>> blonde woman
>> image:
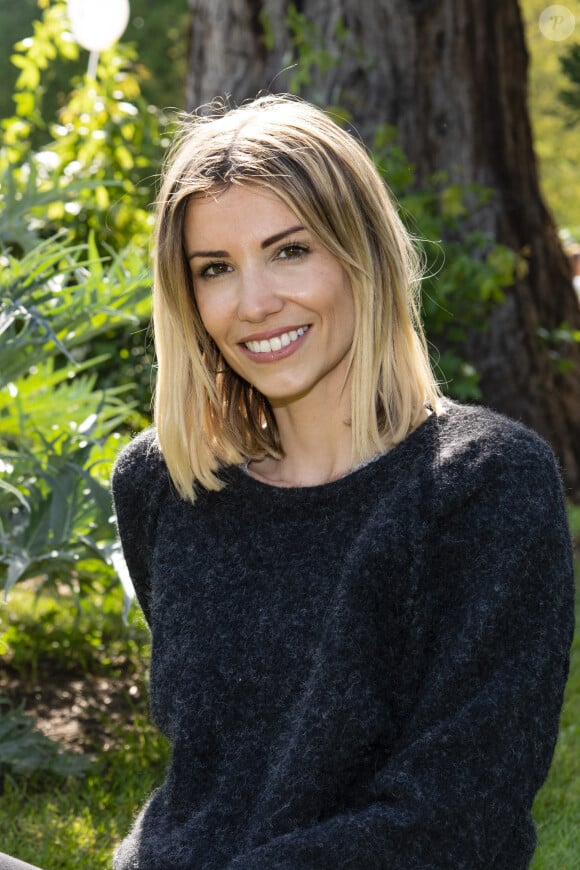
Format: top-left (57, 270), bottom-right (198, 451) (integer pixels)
top-left (112, 95), bottom-right (573, 869)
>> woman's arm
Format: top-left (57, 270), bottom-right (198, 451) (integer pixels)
top-left (111, 429), bottom-right (166, 627)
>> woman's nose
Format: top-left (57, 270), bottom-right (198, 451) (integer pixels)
top-left (236, 268), bottom-right (284, 322)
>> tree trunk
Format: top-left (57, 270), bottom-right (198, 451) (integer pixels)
top-left (186, 0), bottom-right (580, 497)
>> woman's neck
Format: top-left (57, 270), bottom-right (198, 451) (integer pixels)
top-left (249, 389), bottom-right (354, 487)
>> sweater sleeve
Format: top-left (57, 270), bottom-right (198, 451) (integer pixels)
top-left (228, 426), bottom-right (575, 869)
top-left (111, 429), bottom-right (168, 627)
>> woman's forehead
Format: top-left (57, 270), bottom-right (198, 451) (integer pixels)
top-left (183, 185), bottom-right (305, 251)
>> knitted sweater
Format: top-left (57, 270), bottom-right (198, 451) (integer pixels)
top-left (111, 401), bottom-right (574, 870)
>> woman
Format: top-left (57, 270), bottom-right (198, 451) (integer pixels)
top-left (111, 95), bottom-right (574, 869)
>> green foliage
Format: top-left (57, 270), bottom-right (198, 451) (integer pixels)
top-left (520, 0), bottom-right (580, 238)
top-left (537, 322), bottom-right (580, 374)
top-left (560, 43), bottom-right (580, 116)
top-left (0, 3), bottom-right (160, 606)
top-left (0, 0), bottom-right (161, 417)
top-left (0, 234), bottom-right (150, 601)
top-left (6, 0), bottom-right (81, 136)
top-left (0, 235), bottom-right (147, 392)
top-left (283, 3), bottom-right (345, 97)
top-left (0, 156), bottom-right (103, 255)
top-left (0, 0), bottom-right (168, 253)
top-left (567, 502), bottom-right (580, 541)
top-left (1, 582), bottom-right (149, 683)
top-left (267, 4), bottom-right (365, 119)
top-left (372, 124), bottom-right (520, 398)
top-left (0, 0), bottom-right (188, 122)
top-left (0, 698), bottom-right (92, 787)
top-left (1, 436), bottom-right (114, 595)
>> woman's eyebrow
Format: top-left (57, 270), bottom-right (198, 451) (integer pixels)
top-left (188, 248), bottom-right (228, 261)
top-left (261, 225), bottom-right (305, 249)
top-left (187, 225), bottom-right (305, 262)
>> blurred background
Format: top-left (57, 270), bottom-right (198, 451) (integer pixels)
top-left (0, 2), bottom-right (579, 866)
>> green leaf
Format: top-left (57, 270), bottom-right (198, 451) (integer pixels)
top-left (0, 478), bottom-right (29, 510)
top-left (0, 699), bottom-right (93, 781)
top-left (4, 554), bottom-right (30, 598)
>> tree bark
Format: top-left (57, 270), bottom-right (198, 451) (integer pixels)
top-left (186, 0), bottom-right (580, 497)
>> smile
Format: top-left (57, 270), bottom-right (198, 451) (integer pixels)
top-left (244, 326), bottom-right (310, 354)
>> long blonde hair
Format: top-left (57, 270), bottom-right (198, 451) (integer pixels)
top-left (153, 94), bottom-right (440, 501)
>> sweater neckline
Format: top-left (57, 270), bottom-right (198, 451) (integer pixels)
top-left (230, 406), bottom-right (441, 496)
top-left (240, 448), bottom-right (386, 488)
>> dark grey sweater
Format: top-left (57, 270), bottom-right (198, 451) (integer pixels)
top-left (111, 401), bottom-right (574, 869)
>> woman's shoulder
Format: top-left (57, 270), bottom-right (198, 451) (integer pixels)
top-left (430, 399), bottom-right (567, 523)
top-left (432, 402), bottom-right (567, 530)
top-left (434, 399), bottom-right (558, 470)
top-left (111, 427), bottom-right (169, 497)
top-left (114, 426), bottom-right (161, 466)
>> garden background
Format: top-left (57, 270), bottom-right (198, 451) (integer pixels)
top-left (0, 1), bottom-right (579, 867)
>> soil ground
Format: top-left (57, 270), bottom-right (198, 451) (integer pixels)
top-left (0, 660), bottom-right (148, 754)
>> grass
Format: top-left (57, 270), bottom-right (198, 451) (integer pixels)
top-left (531, 503), bottom-right (580, 869)
top-left (0, 723), bottom-right (168, 869)
top-left (0, 583), bottom-right (169, 869)
top-left (0, 508), bottom-right (578, 869)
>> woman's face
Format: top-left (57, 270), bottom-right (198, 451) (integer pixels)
top-left (184, 184), bottom-right (355, 408)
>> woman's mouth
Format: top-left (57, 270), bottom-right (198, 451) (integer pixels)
top-left (243, 325), bottom-right (310, 354)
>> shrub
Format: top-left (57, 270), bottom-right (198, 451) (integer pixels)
top-left (0, 697), bottom-right (92, 792)
top-left (0, 234), bottom-right (150, 609)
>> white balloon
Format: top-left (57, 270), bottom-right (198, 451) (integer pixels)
top-left (67, 0), bottom-right (130, 52)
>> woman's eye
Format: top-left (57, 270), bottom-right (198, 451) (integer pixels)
top-left (277, 243), bottom-right (309, 260)
top-left (200, 262), bottom-right (231, 279)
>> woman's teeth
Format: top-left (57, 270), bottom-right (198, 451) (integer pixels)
top-left (244, 326), bottom-right (309, 354)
